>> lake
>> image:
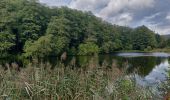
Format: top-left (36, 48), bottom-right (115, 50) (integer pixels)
top-left (0, 52), bottom-right (170, 96)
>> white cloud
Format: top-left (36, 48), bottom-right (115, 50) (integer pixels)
top-left (109, 13), bottom-right (133, 26)
top-left (98, 0), bottom-right (155, 19)
top-left (144, 13), bottom-right (161, 20)
top-left (39, 0), bottom-right (70, 6)
top-left (134, 13), bottom-right (167, 35)
top-left (135, 13), bottom-right (161, 27)
top-left (96, 0), bottom-right (155, 26)
top-left (69, 0), bottom-right (109, 12)
top-left (166, 13), bottom-right (170, 20)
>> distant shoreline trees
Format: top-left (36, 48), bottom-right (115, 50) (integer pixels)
top-left (0, 0), bottom-right (167, 58)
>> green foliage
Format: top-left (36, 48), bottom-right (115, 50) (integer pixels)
top-left (24, 34), bottom-right (52, 58)
top-left (50, 36), bottom-right (69, 55)
top-left (46, 16), bottom-right (70, 36)
top-left (144, 46), bottom-right (152, 51)
top-left (119, 79), bottom-right (133, 92)
top-left (155, 34), bottom-right (166, 48)
top-left (78, 42), bottom-right (99, 55)
top-left (132, 26), bottom-right (157, 50)
top-left (119, 27), bottom-right (133, 50)
top-left (17, 0), bottom-right (49, 42)
top-left (0, 0), bottom-right (167, 57)
top-left (46, 16), bottom-right (70, 55)
top-left (101, 41), bottom-right (115, 53)
top-left (166, 38), bottom-right (170, 47)
top-left (0, 31), bottom-right (15, 54)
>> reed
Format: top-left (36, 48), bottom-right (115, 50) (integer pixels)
top-left (0, 59), bottom-right (152, 100)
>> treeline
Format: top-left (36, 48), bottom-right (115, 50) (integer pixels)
top-left (0, 0), bottom-right (167, 58)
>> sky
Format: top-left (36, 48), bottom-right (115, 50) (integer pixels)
top-left (39, 0), bottom-right (170, 35)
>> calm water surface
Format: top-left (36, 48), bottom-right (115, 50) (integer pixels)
top-left (1, 52), bottom-right (170, 88)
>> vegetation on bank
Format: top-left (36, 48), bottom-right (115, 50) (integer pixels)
top-left (0, 58), bottom-right (153, 100)
top-left (1, 0), bottom-right (170, 58)
top-left (116, 48), bottom-right (170, 53)
top-left (149, 48), bottom-right (170, 53)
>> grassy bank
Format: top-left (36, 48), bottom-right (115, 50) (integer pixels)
top-left (149, 48), bottom-right (170, 53)
top-left (114, 48), bottom-right (170, 53)
top-left (0, 59), bottom-right (153, 100)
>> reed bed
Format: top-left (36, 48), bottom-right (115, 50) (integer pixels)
top-left (0, 58), bottom-right (152, 100)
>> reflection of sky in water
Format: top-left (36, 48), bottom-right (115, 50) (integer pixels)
top-left (132, 59), bottom-right (170, 87)
top-left (117, 52), bottom-right (170, 57)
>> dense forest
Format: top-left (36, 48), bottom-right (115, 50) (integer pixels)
top-left (0, 0), bottom-right (168, 58)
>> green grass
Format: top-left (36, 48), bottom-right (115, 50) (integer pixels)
top-left (114, 50), bottom-right (148, 53)
top-left (0, 59), bottom-right (153, 100)
top-left (114, 48), bottom-right (170, 53)
top-left (149, 48), bottom-right (170, 52)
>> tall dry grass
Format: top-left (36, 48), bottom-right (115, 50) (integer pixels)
top-left (0, 58), bottom-right (152, 100)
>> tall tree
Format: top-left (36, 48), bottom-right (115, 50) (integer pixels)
top-left (132, 26), bottom-right (157, 50)
top-left (46, 16), bottom-right (70, 55)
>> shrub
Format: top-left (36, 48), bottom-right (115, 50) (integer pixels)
top-left (78, 42), bottom-right (99, 55)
